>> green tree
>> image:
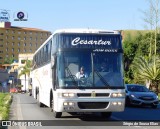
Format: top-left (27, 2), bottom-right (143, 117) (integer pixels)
top-left (18, 60), bottom-right (32, 92)
top-left (131, 56), bottom-right (160, 94)
top-left (4, 57), bottom-right (15, 64)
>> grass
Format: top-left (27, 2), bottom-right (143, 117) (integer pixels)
top-left (0, 93), bottom-right (12, 120)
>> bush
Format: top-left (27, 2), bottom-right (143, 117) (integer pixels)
top-left (0, 93), bottom-right (12, 120)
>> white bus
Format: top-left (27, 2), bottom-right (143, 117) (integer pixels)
top-left (30, 29), bottom-right (125, 118)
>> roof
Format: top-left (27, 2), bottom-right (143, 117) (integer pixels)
top-left (0, 26), bottom-right (51, 32)
top-left (53, 28), bottom-right (121, 35)
top-left (2, 64), bottom-right (11, 67)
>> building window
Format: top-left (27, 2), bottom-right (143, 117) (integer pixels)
top-left (6, 48), bottom-right (8, 52)
top-left (24, 31), bottom-right (27, 34)
top-left (18, 48), bottom-right (20, 52)
top-left (29, 49), bottom-right (32, 52)
top-left (24, 49), bottom-right (26, 52)
top-left (30, 37), bottom-right (32, 40)
top-left (12, 36), bottom-right (15, 39)
top-left (30, 32), bottom-right (32, 35)
top-left (12, 54), bottom-right (14, 57)
top-left (0, 51), bottom-right (3, 53)
top-left (21, 60), bottom-right (26, 64)
top-left (6, 54), bottom-right (8, 57)
top-left (24, 43), bottom-right (26, 46)
top-left (18, 42), bottom-right (20, 46)
top-left (12, 31), bottom-right (15, 34)
top-left (18, 31), bottom-right (21, 34)
top-left (0, 45), bottom-right (3, 47)
top-left (12, 42), bottom-right (14, 46)
top-left (24, 37), bottom-right (26, 40)
top-left (12, 48), bottom-right (14, 52)
top-left (6, 30), bottom-right (9, 33)
top-left (0, 39), bottom-right (3, 41)
top-left (6, 42), bottom-right (9, 46)
top-left (18, 37), bottom-right (21, 40)
top-left (30, 43), bottom-right (32, 46)
top-left (6, 36), bottom-right (8, 39)
top-left (0, 57), bottom-right (3, 59)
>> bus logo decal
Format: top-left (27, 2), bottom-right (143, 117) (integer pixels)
top-left (91, 91), bottom-right (96, 97)
top-left (71, 37), bottom-right (111, 46)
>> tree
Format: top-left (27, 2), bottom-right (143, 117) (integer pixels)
top-left (4, 57), bottom-right (15, 64)
top-left (131, 56), bottom-right (160, 94)
top-left (18, 60), bottom-right (32, 92)
top-left (141, 0), bottom-right (160, 58)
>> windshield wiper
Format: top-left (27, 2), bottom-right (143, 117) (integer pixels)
top-left (65, 67), bottom-right (78, 87)
top-left (94, 69), bottom-right (110, 88)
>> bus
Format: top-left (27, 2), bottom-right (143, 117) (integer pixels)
top-left (30, 29), bottom-right (125, 118)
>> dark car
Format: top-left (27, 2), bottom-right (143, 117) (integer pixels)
top-left (125, 84), bottom-right (159, 108)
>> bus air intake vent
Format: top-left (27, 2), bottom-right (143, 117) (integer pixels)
top-left (78, 102), bottom-right (109, 109)
top-left (77, 93), bottom-right (109, 97)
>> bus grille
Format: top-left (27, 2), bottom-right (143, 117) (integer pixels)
top-left (77, 93), bottom-right (109, 97)
top-left (78, 102), bottom-right (109, 109)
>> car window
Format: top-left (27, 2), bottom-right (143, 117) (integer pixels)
top-left (127, 85), bottom-right (149, 92)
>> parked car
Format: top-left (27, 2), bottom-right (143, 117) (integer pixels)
top-left (10, 88), bottom-right (18, 93)
top-left (125, 84), bottom-right (159, 108)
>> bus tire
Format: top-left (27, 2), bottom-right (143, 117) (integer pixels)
top-left (54, 111), bottom-right (62, 118)
top-left (126, 97), bottom-right (131, 106)
top-left (101, 112), bottom-right (112, 118)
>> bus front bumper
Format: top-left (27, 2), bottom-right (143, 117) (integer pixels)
top-left (54, 98), bottom-right (125, 112)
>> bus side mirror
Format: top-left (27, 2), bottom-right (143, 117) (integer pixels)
top-left (51, 54), bottom-right (56, 69)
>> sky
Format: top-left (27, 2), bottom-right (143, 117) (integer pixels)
top-left (0, 0), bottom-right (149, 33)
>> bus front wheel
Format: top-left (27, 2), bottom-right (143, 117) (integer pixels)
top-left (54, 111), bottom-right (62, 118)
top-left (101, 112), bottom-right (112, 118)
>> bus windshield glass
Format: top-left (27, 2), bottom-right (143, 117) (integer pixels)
top-left (58, 51), bottom-right (123, 89)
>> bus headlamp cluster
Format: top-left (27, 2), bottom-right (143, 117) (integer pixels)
top-left (111, 93), bottom-right (125, 98)
top-left (63, 102), bottom-right (75, 110)
top-left (63, 102), bottom-right (75, 106)
top-left (112, 102), bottom-right (122, 106)
top-left (62, 93), bottom-right (75, 97)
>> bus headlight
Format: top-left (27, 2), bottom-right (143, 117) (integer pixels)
top-left (111, 93), bottom-right (125, 98)
top-left (63, 102), bottom-right (75, 106)
top-left (62, 93), bottom-right (75, 97)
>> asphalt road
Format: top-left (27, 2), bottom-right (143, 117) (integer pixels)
top-left (6, 94), bottom-right (160, 129)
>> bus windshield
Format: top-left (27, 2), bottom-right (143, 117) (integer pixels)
top-left (58, 51), bottom-right (124, 89)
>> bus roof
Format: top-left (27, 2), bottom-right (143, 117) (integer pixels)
top-left (53, 29), bottom-right (121, 35)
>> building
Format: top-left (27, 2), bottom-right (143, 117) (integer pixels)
top-left (0, 21), bottom-right (51, 64)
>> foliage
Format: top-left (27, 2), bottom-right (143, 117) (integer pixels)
top-left (131, 56), bottom-right (160, 94)
top-left (4, 57), bottom-right (15, 64)
top-left (18, 60), bottom-right (32, 77)
top-left (123, 30), bottom-right (160, 85)
top-left (0, 93), bottom-right (12, 120)
top-left (18, 60), bottom-right (32, 92)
